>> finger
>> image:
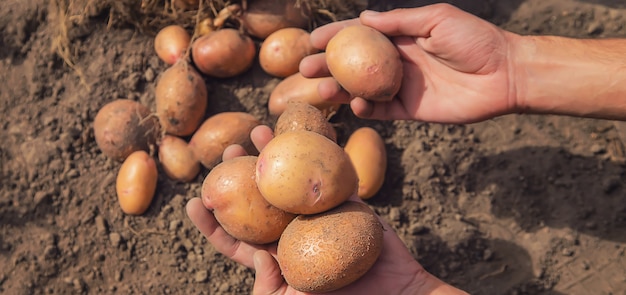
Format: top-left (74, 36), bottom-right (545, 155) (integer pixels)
top-left (250, 125), bottom-right (273, 152)
top-left (318, 78), bottom-right (351, 103)
top-left (186, 197), bottom-right (260, 268)
top-left (310, 18), bottom-right (361, 49)
top-left (223, 144), bottom-right (248, 161)
top-left (252, 250), bottom-right (285, 295)
top-left (299, 53), bottom-right (330, 78)
top-left (359, 4), bottom-right (464, 37)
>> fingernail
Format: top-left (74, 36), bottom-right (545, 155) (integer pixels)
top-left (361, 10), bottom-right (380, 17)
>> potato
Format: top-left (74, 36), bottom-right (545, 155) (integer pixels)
top-left (277, 201), bottom-right (384, 293)
top-left (191, 28), bottom-right (256, 78)
top-left (154, 25), bottom-right (190, 65)
top-left (93, 99), bottom-right (159, 162)
top-left (240, 0), bottom-right (310, 40)
top-left (158, 135), bottom-right (200, 183)
top-left (269, 72), bottom-right (340, 117)
top-left (172, 0), bottom-right (199, 10)
top-left (116, 150), bottom-right (158, 215)
top-left (202, 156), bottom-right (296, 244)
top-left (344, 127), bottom-right (387, 199)
top-left (274, 101), bottom-right (336, 142)
top-left (255, 130), bottom-right (358, 215)
top-left (155, 62), bottom-right (208, 136)
top-left (259, 28), bottom-right (319, 78)
top-left (189, 112), bottom-right (260, 169)
top-left (325, 25), bottom-right (403, 102)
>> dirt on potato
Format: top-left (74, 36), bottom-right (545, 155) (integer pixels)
top-left (2, 0), bottom-right (626, 294)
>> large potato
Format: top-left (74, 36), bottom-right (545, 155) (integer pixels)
top-left (268, 73), bottom-right (340, 117)
top-left (191, 28), bottom-right (256, 78)
top-left (344, 127), bottom-right (387, 199)
top-left (155, 62), bottom-right (207, 136)
top-left (255, 130), bottom-right (358, 215)
top-left (93, 99), bottom-right (159, 161)
top-left (189, 112), bottom-right (260, 169)
top-left (274, 101), bottom-right (336, 142)
top-left (202, 156), bottom-right (296, 244)
top-left (240, 0), bottom-right (310, 40)
top-left (325, 25), bottom-right (403, 102)
top-left (277, 201), bottom-right (384, 292)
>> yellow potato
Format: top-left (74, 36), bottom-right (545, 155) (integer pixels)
top-left (259, 28), bottom-right (319, 78)
top-left (116, 150), bottom-right (158, 215)
top-left (344, 127), bottom-right (387, 199)
top-left (255, 130), bottom-right (358, 214)
top-left (158, 135), bottom-right (200, 183)
top-left (274, 101), bottom-right (336, 142)
top-left (268, 72), bottom-right (340, 117)
top-left (202, 156), bottom-right (296, 244)
top-left (277, 201), bottom-right (384, 292)
top-left (326, 25), bottom-right (403, 102)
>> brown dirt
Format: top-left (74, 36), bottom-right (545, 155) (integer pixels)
top-left (2, 0), bottom-right (626, 294)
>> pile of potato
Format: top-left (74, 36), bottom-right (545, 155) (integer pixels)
top-left (93, 0), bottom-right (404, 291)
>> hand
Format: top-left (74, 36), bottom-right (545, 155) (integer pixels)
top-left (300, 4), bottom-right (520, 124)
top-left (186, 125), bottom-right (468, 294)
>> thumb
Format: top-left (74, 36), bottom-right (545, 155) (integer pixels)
top-left (359, 4), bottom-right (464, 37)
top-left (252, 250), bottom-right (285, 295)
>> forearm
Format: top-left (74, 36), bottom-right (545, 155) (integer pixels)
top-left (511, 34), bottom-right (626, 120)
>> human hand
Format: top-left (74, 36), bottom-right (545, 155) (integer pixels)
top-left (186, 125), bottom-right (468, 294)
top-left (300, 4), bottom-right (521, 124)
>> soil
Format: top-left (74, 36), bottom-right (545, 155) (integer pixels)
top-left (2, 0), bottom-right (626, 294)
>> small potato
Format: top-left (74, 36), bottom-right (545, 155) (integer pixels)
top-left (154, 25), bottom-right (191, 65)
top-left (255, 130), bottom-right (358, 215)
top-left (158, 135), bottom-right (200, 182)
top-left (191, 28), bottom-right (256, 78)
top-left (274, 101), bottom-right (336, 142)
top-left (240, 0), bottom-right (310, 39)
top-left (326, 25), bottom-right (403, 102)
top-left (269, 73), bottom-right (340, 117)
top-left (259, 28), bottom-right (319, 78)
top-left (202, 156), bottom-right (296, 244)
top-left (277, 201), bottom-right (384, 293)
top-left (344, 127), bottom-right (387, 199)
top-left (172, 0), bottom-right (199, 10)
top-left (94, 99), bottom-right (159, 162)
top-left (155, 62), bottom-right (208, 136)
top-left (116, 150), bottom-right (158, 215)
top-left (189, 112), bottom-right (260, 169)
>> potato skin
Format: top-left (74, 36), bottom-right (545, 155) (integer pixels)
top-left (268, 73), bottom-right (340, 117)
top-left (189, 112), bottom-right (260, 169)
top-left (255, 130), bottom-right (358, 215)
top-left (277, 201), bottom-right (384, 293)
top-left (240, 0), bottom-right (310, 39)
top-left (93, 99), bottom-right (159, 162)
top-left (344, 127), bottom-right (387, 199)
top-left (325, 25), bottom-right (403, 102)
top-left (154, 25), bottom-right (190, 65)
top-left (259, 28), bottom-right (318, 78)
top-left (202, 156), bottom-right (296, 244)
top-left (155, 62), bottom-right (207, 136)
top-left (158, 135), bottom-right (200, 183)
top-left (191, 28), bottom-right (256, 78)
top-left (116, 150), bottom-right (158, 215)
top-left (274, 101), bottom-right (336, 142)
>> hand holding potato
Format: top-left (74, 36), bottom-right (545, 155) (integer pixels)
top-left (300, 4), bottom-right (518, 124)
top-left (186, 125), bottom-right (468, 295)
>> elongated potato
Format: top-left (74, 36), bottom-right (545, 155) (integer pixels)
top-left (255, 130), bottom-right (358, 214)
top-left (158, 135), bottom-right (200, 183)
top-left (202, 156), bottom-right (296, 244)
top-left (94, 99), bottom-right (159, 161)
top-left (269, 73), bottom-right (340, 117)
top-left (116, 150), bottom-right (158, 215)
top-left (344, 127), bottom-right (387, 199)
top-left (189, 112), bottom-right (260, 169)
top-left (155, 62), bottom-right (207, 136)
